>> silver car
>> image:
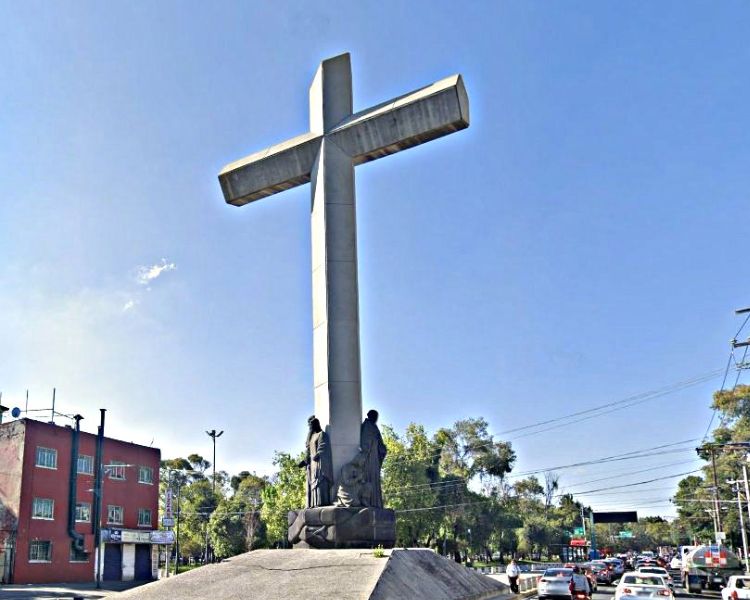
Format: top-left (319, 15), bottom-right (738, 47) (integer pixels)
top-left (538, 568), bottom-right (575, 600)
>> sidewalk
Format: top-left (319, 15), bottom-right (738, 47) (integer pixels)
top-left (0, 581), bottom-right (145, 599)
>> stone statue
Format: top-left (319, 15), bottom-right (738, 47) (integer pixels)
top-left (335, 452), bottom-right (373, 508)
top-left (299, 415), bottom-right (316, 508)
top-left (360, 409), bottom-right (387, 508)
top-left (298, 417), bottom-right (333, 507)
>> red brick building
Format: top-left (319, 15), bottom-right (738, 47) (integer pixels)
top-left (0, 418), bottom-right (161, 584)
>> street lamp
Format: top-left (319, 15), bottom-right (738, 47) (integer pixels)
top-left (204, 430), bottom-right (223, 564)
top-left (205, 429), bottom-right (224, 494)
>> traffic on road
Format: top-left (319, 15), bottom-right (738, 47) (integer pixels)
top-left (530, 549), bottom-right (733, 600)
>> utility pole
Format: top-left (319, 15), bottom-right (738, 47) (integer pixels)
top-left (711, 447), bottom-right (723, 535)
top-left (728, 479), bottom-right (749, 573)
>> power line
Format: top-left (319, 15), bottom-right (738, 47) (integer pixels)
top-left (501, 370), bottom-right (722, 440)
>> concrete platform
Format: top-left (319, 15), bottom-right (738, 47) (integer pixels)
top-left (113, 548), bottom-right (511, 600)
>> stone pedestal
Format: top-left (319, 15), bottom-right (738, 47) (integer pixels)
top-left (288, 506), bottom-right (396, 549)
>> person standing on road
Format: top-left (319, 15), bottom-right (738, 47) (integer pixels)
top-left (506, 559), bottom-right (521, 594)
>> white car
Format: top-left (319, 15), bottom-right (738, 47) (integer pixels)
top-left (538, 567), bottom-right (575, 600)
top-left (721, 576), bottom-right (750, 600)
top-left (614, 572), bottom-right (674, 600)
top-left (638, 566), bottom-right (673, 588)
top-left (669, 556), bottom-right (681, 569)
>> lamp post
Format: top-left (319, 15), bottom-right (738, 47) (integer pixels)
top-left (204, 430), bottom-right (223, 564)
top-left (205, 429), bottom-right (224, 494)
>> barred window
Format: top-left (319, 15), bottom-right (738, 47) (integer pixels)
top-left (70, 541), bottom-right (89, 562)
top-left (77, 454), bottom-right (94, 475)
top-left (108, 461), bottom-right (126, 480)
top-left (75, 502), bottom-right (91, 522)
top-left (29, 540), bottom-right (52, 562)
top-left (107, 505), bottom-right (123, 525)
top-left (138, 508), bottom-right (152, 527)
top-left (35, 447), bottom-right (57, 469)
top-left (32, 498), bottom-right (54, 520)
top-left (138, 466), bottom-right (153, 484)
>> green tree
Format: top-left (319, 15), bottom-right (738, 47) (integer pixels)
top-left (209, 473), bottom-right (268, 557)
top-left (260, 452), bottom-right (305, 546)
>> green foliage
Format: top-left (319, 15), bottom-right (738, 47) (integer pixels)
top-left (260, 451), bottom-right (306, 545)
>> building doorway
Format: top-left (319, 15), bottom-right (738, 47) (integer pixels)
top-left (103, 544), bottom-right (122, 581)
top-left (134, 544), bottom-right (152, 580)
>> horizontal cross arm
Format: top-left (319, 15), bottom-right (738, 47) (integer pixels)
top-left (219, 132), bottom-right (322, 206)
top-left (328, 74), bottom-right (469, 165)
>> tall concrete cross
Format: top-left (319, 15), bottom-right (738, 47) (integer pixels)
top-left (219, 52), bottom-right (469, 486)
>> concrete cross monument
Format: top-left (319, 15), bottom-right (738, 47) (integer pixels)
top-left (218, 53), bottom-right (469, 547)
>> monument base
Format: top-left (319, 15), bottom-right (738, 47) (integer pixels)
top-left (287, 506), bottom-right (396, 549)
top-left (114, 548), bottom-right (511, 600)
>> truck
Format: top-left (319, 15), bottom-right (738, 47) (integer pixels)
top-left (682, 545), bottom-right (743, 593)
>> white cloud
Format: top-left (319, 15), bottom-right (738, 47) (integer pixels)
top-left (122, 299), bottom-right (137, 311)
top-left (136, 259), bottom-right (176, 286)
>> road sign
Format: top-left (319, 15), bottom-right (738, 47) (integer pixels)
top-left (573, 527), bottom-right (585, 536)
top-left (162, 517), bottom-right (175, 527)
top-left (618, 531), bottom-right (634, 538)
top-left (164, 489), bottom-right (173, 519)
top-left (594, 511), bottom-right (638, 524)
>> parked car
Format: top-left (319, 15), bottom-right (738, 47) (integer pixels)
top-left (538, 568), bottom-right (575, 600)
top-left (614, 572), bottom-right (674, 600)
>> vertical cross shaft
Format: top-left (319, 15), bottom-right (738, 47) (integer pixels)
top-left (309, 55), bottom-right (362, 485)
top-left (218, 52), bottom-right (469, 495)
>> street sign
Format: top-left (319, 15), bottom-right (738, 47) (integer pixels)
top-left (619, 531), bottom-right (634, 538)
top-left (594, 511), bottom-right (638, 524)
top-left (573, 527), bottom-right (585, 536)
top-left (164, 489), bottom-right (173, 519)
top-left (162, 517), bottom-right (175, 527)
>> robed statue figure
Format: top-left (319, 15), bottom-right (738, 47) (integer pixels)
top-left (360, 409), bottom-right (387, 508)
top-left (298, 417), bottom-right (333, 507)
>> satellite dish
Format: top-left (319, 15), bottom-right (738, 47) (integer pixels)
top-left (11, 407), bottom-right (21, 418)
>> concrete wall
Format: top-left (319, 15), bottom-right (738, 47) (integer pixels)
top-left (122, 544), bottom-right (135, 581)
top-left (0, 421), bottom-right (24, 534)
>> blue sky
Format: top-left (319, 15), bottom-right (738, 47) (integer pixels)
top-left (1, 1), bottom-right (748, 515)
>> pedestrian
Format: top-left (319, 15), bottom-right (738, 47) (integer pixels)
top-left (506, 558), bottom-right (521, 594)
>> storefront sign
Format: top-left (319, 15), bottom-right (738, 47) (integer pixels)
top-left (101, 528), bottom-right (154, 544)
top-left (150, 530), bottom-right (175, 544)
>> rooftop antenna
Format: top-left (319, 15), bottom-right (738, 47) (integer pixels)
top-left (51, 388), bottom-right (56, 424)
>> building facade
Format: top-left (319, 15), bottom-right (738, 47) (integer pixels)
top-left (0, 418), bottom-right (161, 584)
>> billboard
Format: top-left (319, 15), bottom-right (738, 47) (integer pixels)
top-left (593, 511), bottom-right (638, 524)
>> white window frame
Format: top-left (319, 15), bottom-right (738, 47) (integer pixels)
top-left (108, 461), bottom-right (126, 480)
top-left (29, 540), bottom-right (52, 562)
top-left (77, 454), bottom-right (94, 475)
top-left (138, 466), bottom-right (153, 484)
top-left (137, 508), bottom-right (152, 527)
top-left (107, 505), bottom-right (124, 525)
top-left (35, 446), bottom-right (57, 469)
top-left (75, 502), bottom-right (91, 523)
top-left (32, 498), bottom-right (54, 520)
